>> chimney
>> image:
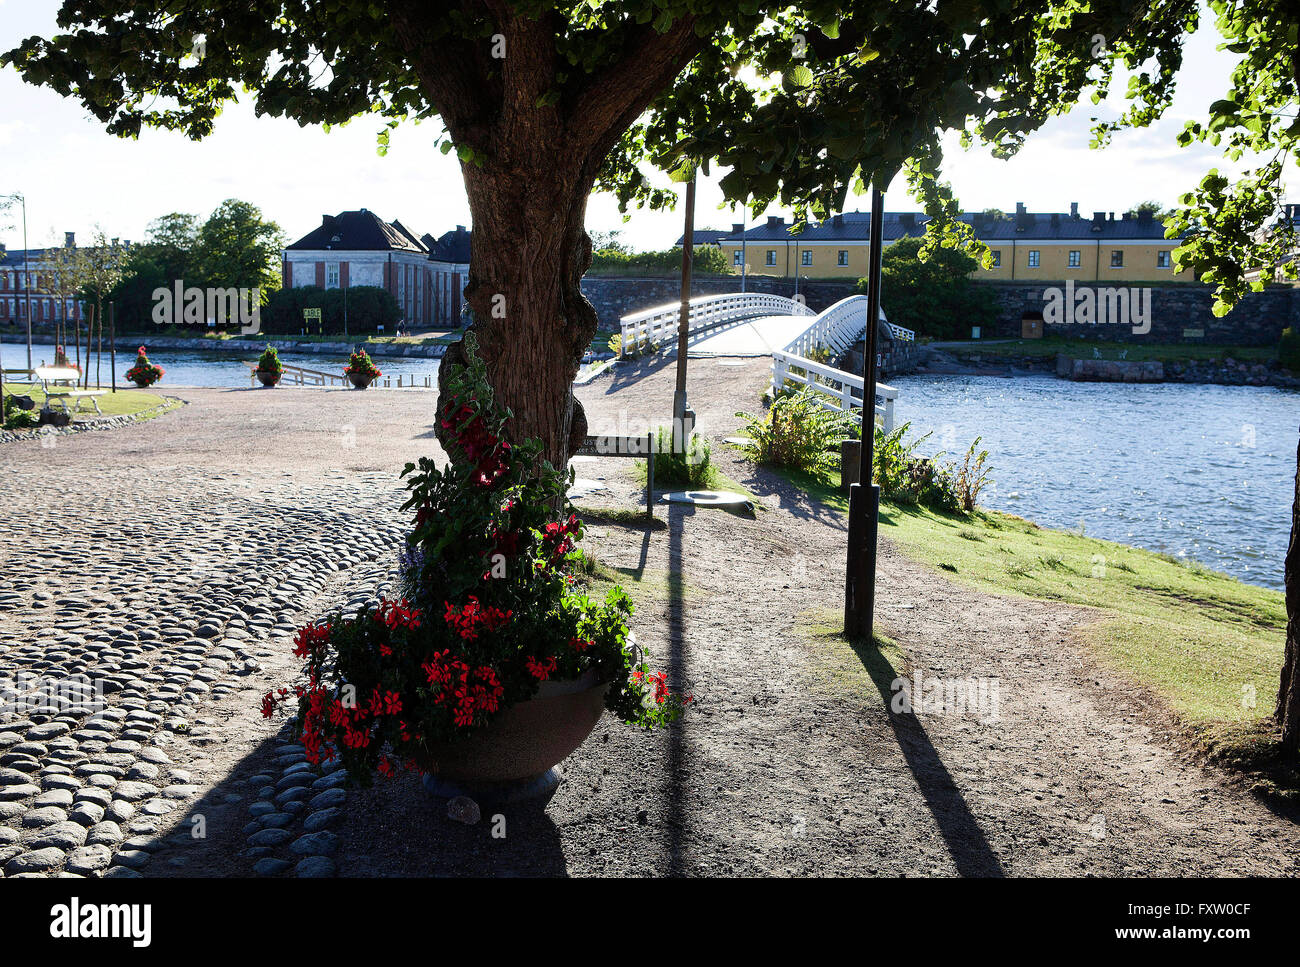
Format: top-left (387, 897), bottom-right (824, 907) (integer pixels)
top-left (832, 214), bottom-right (843, 228)
top-left (1137, 209), bottom-right (1153, 224)
top-left (1070, 202), bottom-right (1079, 219)
top-left (1121, 212), bottom-right (1132, 221)
top-left (900, 213), bottom-right (915, 229)
top-left (64, 231), bottom-right (75, 248)
top-left (732, 222), bottom-right (744, 233)
top-left (1108, 211), bottom-right (1115, 221)
top-left (1092, 211), bottom-right (1106, 231)
top-left (456, 225), bottom-right (466, 233)
top-left (767, 215), bottom-right (784, 227)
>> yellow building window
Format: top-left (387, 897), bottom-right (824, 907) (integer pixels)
top-left (1068, 250), bottom-right (1081, 268)
top-left (838, 250), bottom-right (848, 266)
top-left (1027, 250), bottom-right (1040, 268)
top-left (765, 250), bottom-right (776, 266)
top-left (733, 250), bottom-right (744, 266)
top-left (1157, 250), bottom-right (1171, 268)
top-left (801, 250), bottom-right (812, 266)
top-left (1110, 250), bottom-right (1124, 267)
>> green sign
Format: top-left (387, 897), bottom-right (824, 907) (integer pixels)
top-left (303, 307), bottom-right (322, 320)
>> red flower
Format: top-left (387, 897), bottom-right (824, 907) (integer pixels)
top-left (525, 655), bottom-right (557, 681)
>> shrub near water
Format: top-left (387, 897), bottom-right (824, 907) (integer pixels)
top-left (737, 387), bottom-right (857, 474)
top-left (260, 335), bottom-right (688, 784)
top-left (1280, 327), bottom-right (1300, 372)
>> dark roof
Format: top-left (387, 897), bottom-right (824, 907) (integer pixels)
top-left (286, 210), bottom-right (427, 253)
top-left (674, 228), bottom-right (731, 246)
top-left (426, 225), bottom-right (471, 263)
top-left (716, 208), bottom-right (1181, 244)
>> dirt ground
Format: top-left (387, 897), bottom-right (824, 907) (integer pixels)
top-left (4, 362), bottom-right (1299, 876)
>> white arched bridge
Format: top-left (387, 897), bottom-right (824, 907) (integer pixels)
top-left (618, 292), bottom-right (911, 432)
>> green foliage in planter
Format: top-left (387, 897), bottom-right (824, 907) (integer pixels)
top-left (256, 343), bottom-right (284, 375)
top-left (261, 335), bottom-right (687, 784)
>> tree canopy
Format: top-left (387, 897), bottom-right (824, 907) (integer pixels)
top-left (0, 3), bottom-right (1232, 262)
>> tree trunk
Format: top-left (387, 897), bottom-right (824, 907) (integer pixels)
top-left (1277, 428), bottom-right (1300, 755)
top-left (437, 157), bottom-right (596, 471)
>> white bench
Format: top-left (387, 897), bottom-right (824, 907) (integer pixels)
top-left (34, 366), bottom-right (105, 417)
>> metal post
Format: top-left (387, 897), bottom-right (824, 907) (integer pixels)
top-left (20, 195), bottom-right (31, 372)
top-left (844, 187), bottom-right (886, 641)
top-left (673, 172), bottom-right (695, 432)
top-left (109, 302), bottom-right (116, 392)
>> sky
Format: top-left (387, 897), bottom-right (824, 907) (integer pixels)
top-left (0, 1), bottom-right (1270, 254)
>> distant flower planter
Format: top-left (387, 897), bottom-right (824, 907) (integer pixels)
top-left (124, 346), bottom-right (164, 388)
top-left (344, 348), bottom-right (381, 390)
top-left (255, 345), bottom-right (284, 387)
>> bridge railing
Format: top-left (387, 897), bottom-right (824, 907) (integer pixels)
top-left (771, 294), bottom-right (901, 433)
top-left (619, 292), bottom-right (813, 355)
top-left (771, 351), bottom-right (897, 433)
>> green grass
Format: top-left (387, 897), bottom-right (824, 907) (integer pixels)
top-left (6, 384), bottom-right (172, 420)
top-left (768, 461), bottom-right (1292, 795)
top-left (951, 336), bottom-right (1276, 364)
top-left (633, 456), bottom-right (757, 499)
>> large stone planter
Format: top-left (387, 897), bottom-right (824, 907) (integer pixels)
top-left (257, 370), bottom-right (282, 387)
top-left (417, 670), bottom-right (608, 803)
top-left (347, 372), bottom-right (375, 390)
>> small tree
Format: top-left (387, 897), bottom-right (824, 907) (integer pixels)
top-left (871, 236), bottom-right (997, 340)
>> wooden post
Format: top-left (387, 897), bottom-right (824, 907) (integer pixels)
top-left (646, 430), bottom-right (655, 517)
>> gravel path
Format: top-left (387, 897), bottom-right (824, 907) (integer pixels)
top-left (1, 370), bottom-right (1297, 877)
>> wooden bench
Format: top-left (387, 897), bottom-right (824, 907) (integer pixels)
top-left (33, 366), bottom-right (105, 417)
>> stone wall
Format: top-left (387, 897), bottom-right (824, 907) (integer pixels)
top-left (579, 276), bottom-right (857, 331)
top-left (974, 280), bottom-right (1299, 346)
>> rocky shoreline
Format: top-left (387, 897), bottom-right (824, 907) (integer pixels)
top-left (913, 346), bottom-right (1300, 388)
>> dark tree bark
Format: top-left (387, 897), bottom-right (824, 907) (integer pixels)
top-left (1277, 429), bottom-right (1300, 755)
top-left (393, 7), bottom-right (703, 469)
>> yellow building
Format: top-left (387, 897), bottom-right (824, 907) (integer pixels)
top-left (713, 203), bottom-right (1193, 283)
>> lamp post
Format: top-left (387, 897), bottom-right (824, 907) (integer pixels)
top-left (2, 193), bottom-right (33, 371)
top-left (844, 187), bottom-right (886, 641)
top-left (672, 171), bottom-right (696, 443)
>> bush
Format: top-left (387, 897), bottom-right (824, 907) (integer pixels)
top-left (737, 388), bottom-right (857, 474)
top-left (1280, 327), bottom-right (1300, 372)
top-left (2, 400), bottom-right (39, 430)
top-left (259, 285), bottom-right (402, 334)
top-left (872, 236), bottom-right (998, 340)
top-left (954, 437), bottom-right (993, 511)
top-left (589, 245), bottom-right (732, 276)
top-left (872, 422), bottom-right (962, 512)
top-left (651, 426), bottom-right (714, 488)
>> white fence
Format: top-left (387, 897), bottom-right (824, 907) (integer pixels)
top-left (770, 294), bottom-right (900, 432)
top-left (619, 292), bottom-right (813, 353)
